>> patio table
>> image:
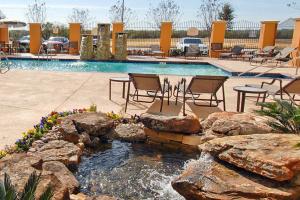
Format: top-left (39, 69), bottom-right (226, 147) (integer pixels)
top-left (109, 77), bottom-right (131, 100)
top-left (233, 86), bottom-right (267, 112)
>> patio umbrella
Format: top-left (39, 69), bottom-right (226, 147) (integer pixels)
top-left (0, 20), bottom-right (26, 28)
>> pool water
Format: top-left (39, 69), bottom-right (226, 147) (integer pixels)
top-left (75, 141), bottom-right (198, 200)
top-left (7, 59), bottom-right (231, 76)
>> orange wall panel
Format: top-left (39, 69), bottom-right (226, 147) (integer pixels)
top-left (112, 22), bottom-right (124, 55)
top-left (160, 22), bottom-right (172, 56)
top-left (258, 21), bottom-right (278, 49)
top-left (29, 23), bottom-right (41, 54)
top-left (69, 23), bottom-right (81, 55)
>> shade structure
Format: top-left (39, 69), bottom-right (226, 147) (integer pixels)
top-left (0, 20), bottom-right (26, 28)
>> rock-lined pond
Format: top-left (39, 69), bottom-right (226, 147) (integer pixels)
top-left (75, 140), bottom-right (198, 199)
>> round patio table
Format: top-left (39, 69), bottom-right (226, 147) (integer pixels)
top-left (233, 86), bottom-right (267, 112)
top-left (109, 77), bottom-right (131, 100)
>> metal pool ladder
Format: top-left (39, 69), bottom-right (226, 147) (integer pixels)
top-left (38, 45), bottom-right (53, 61)
top-left (0, 51), bottom-right (11, 74)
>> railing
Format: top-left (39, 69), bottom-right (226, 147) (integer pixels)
top-left (0, 51), bottom-right (11, 74)
top-left (172, 20), bottom-right (209, 48)
top-left (224, 20), bottom-right (261, 49)
top-left (125, 21), bottom-right (160, 54)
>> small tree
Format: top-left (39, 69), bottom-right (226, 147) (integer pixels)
top-left (109, 0), bottom-right (135, 24)
top-left (68, 8), bottom-right (93, 28)
top-left (147, 0), bottom-right (181, 27)
top-left (26, 0), bottom-right (47, 24)
top-left (219, 3), bottom-right (234, 29)
top-left (197, 0), bottom-right (223, 32)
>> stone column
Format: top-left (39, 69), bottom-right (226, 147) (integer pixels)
top-left (29, 23), bottom-right (42, 54)
top-left (112, 22), bottom-right (124, 55)
top-left (69, 23), bottom-right (81, 55)
top-left (115, 32), bottom-right (127, 60)
top-left (258, 21), bottom-right (279, 49)
top-left (80, 35), bottom-right (93, 60)
top-left (95, 23), bottom-right (111, 60)
top-left (160, 22), bottom-right (172, 57)
top-left (209, 20), bottom-right (227, 58)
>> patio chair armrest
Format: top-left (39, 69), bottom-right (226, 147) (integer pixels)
top-left (261, 78), bottom-right (282, 87)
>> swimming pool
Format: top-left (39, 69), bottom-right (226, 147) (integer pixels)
top-left (7, 59), bottom-right (231, 76)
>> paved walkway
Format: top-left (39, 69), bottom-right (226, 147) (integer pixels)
top-left (0, 54), bottom-right (297, 149)
top-left (0, 67), bottom-right (290, 149)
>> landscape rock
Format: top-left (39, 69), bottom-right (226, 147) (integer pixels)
top-left (172, 154), bottom-right (300, 200)
top-left (140, 113), bottom-right (201, 134)
top-left (199, 134), bottom-right (300, 182)
top-left (0, 153), bottom-right (42, 193)
top-left (114, 123), bottom-right (146, 142)
top-left (59, 118), bottom-right (80, 143)
top-left (201, 112), bottom-right (273, 136)
top-left (71, 112), bottom-right (114, 137)
top-left (37, 173), bottom-right (70, 200)
top-left (29, 140), bottom-right (82, 166)
top-left (70, 193), bottom-right (116, 200)
top-left (79, 132), bottom-right (92, 146)
top-left (40, 161), bottom-right (79, 196)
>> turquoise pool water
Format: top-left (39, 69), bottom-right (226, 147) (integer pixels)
top-left (7, 59), bottom-right (231, 76)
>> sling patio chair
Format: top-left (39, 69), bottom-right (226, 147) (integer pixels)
top-left (256, 46), bottom-right (277, 57)
top-left (250, 47), bottom-right (296, 66)
top-left (241, 46), bottom-right (277, 61)
top-left (220, 45), bottom-right (244, 59)
top-left (239, 47), bottom-right (297, 77)
top-left (173, 75), bottom-right (228, 116)
top-left (149, 45), bottom-right (165, 57)
top-left (125, 73), bottom-right (172, 112)
top-left (184, 45), bottom-right (201, 59)
top-left (246, 77), bottom-right (300, 105)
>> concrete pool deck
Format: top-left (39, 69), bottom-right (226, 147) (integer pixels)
top-left (0, 55), bottom-right (296, 149)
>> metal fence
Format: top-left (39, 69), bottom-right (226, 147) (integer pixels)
top-left (276, 23), bottom-right (293, 49)
top-left (224, 20), bottom-right (260, 49)
top-left (172, 21), bottom-right (209, 48)
top-left (125, 21), bottom-right (160, 54)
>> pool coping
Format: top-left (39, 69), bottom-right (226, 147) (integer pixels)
top-left (5, 56), bottom-right (292, 79)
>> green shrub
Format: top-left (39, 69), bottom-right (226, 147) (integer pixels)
top-left (256, 100), bottom-right (300, 134)
top-left (0, 172), bottom-right (53, 200)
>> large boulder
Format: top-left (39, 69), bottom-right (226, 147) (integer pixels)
top-left (172, 154), bottom-right (300, 200)
top-left (59, 118), bottom-right (80, 143)
top-left (199, 134), bottom-right (300, 182)
top-left (140, 113), bottom-right (201, 134)
top-left (114, 123), bottom-right (146, 142)
top-left (71, 112), bottom-right (115, 137)
top-left (201, 112), bottom-right (273, 136)
top-left (37, 161), bottom-right (79, 200)
top-left (0, 153), bottom-right (42, 193)
top-left (29, 140), bottom-right (82, 166)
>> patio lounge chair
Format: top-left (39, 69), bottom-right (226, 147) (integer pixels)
top-left (174, 75), bottom-right (228, 116)
top-left (241, 46), bottom-right (277, 61)
top-left (220, 45), bottom-right (244, 59)
top-left (246, 77), bottom-right (300, 105)
top-left (149, 45), bottom-right (165, 57)
top-left (250, 47), bottom-right (296, 66)
top-left (125, 73), bottom-right (172, 112)
top-left (185, 45), bottom-right (201, 59)
top-left (239, 47), bottom-right (297, 77)
top-left (256, 46), bottom-right (277, 57)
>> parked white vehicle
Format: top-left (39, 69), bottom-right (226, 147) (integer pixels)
top-left (176, 37), bottom-right (208, 55)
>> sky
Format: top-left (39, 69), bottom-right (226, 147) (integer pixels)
top-left (0, 0), bottom-right (299, 25)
